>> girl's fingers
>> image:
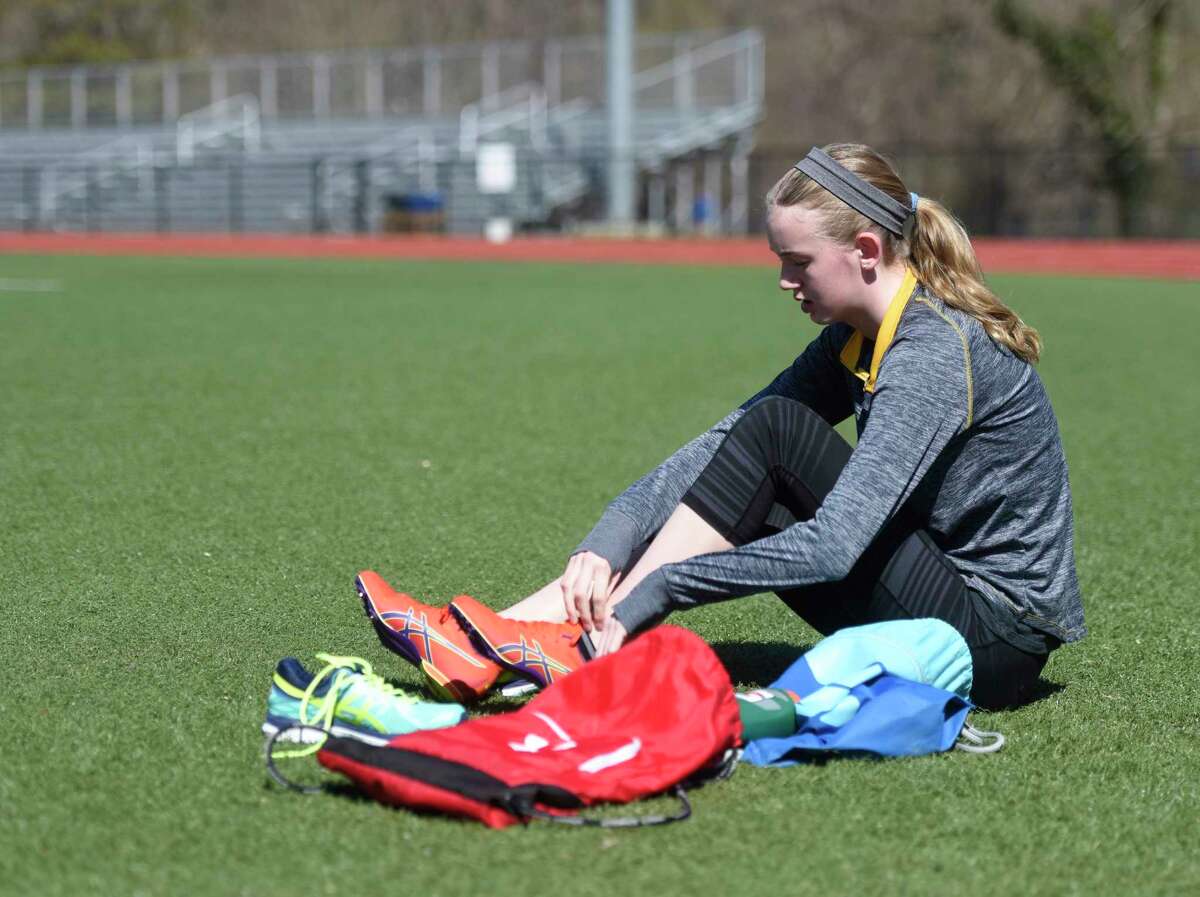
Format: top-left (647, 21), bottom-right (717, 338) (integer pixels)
top-left (576, 579), bottom-right (596, 631)
top-left (591, 570), bottom-right (609, 631)
top-left (595, 619), bottom-right (626, 656)
top-left (561, 553), bottom-right (613, 632)
top-left (560, 555), bottom-right (582, 622)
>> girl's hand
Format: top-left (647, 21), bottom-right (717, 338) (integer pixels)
top-left (560, 551), bottom-right (620, 631)
top-left (592, 617), bottom-right (628, 656)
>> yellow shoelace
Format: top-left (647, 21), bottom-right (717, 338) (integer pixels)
top-left (273, 653), bottom-right (416, 759)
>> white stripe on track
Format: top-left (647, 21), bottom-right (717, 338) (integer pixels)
top-left (0, 278), bottom-right (62, 293)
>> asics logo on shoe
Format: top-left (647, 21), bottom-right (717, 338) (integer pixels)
top-left (496, 636), bottom-right (574, 684)
top-left (334, 701), bottom-right (386, 730)
top-left (381, 608), bottom-right (487, 669)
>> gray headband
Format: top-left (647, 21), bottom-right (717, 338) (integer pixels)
top-left (793, 147), bottom-right (913, 237)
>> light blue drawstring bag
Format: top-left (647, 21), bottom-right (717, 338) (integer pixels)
top-left (804, 618), bottom-right (973, 699)
top-left (743, 619), bottom-right (999, 767)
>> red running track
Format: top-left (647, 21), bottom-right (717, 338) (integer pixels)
top-left (0, 232), bottom-right (1197, 280)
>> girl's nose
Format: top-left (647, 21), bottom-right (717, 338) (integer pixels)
top-left (779, 261), bottom-right (802, 291)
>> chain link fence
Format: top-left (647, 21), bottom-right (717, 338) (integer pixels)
top-left (3, 143), bottom-right (1198, 238)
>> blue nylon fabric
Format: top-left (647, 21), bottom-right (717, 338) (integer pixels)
top-left (742, 619), bottom-right (974, 767)
top-left (743, 673), bottom-right (970, 765)
top-left (803, 619), bottom-right (973, 699)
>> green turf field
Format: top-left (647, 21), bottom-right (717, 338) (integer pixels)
top-left (1, 254), bottom-right (1196, 896)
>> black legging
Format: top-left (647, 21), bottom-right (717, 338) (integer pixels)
top-left (680, 395), bottom-right (1051, 710)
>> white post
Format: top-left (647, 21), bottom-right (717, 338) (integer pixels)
top-left (423, 48), bottom-right (441, 115)
top-left (260, 59), bottom-right (277, 118)
top-left (734, 37), bottom-right (747, 106)
top-left (648, 170), bottom-right (666, 226)
top-left (27, 72), bottom-right (43, 129)
top-left (459, 106), bottom-right (478, 156)
top-left (178, 122), bottom-right (192, 165)
top-left (365, 54), bottom-right (384, 117)
top-left (116, 68), bottom-right (133, 127)
top-left (673, 36), bottom-right (694, 112)
top-left (419, 131), bottom-right (437, 192)
top-left (481, 44), bottom-right (499, 109)
top-left (673, 161), bottom-right (693, 232)
top-left (313, 55), bottom-right (331, 118)
top-left (40, 167), bottom-right (56, 220)
top-left (729, 136), bottom-right (752, 233)
top-left (70, 69), bottom-right (86, 129)
top-left (531, 90), bottom-right (547, 150)
top-left (243, 103), bottom-right (260, 153)
top-left (606, 0), bottom-right (636, 226)
top-left (163, 64), bottom-right (179, 122)
top-left (137, 143), bottom-right (152, 194)
top-left (751, 33), bottom-right (764, 105)
top-left (704, 152), bottom-right (722, 235)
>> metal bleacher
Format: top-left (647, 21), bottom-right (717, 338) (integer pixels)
top-left (0, 30), bottom-right (763, 235)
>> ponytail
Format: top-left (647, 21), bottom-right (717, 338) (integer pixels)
top-left (909, 196), bottom-right (1042, 363)
top-left (767, 144), bottom-right (1042, 364)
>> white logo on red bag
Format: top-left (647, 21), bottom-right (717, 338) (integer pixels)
top-left (578, 738), bottom-right (642, 774)
top-left (507, 712), bottom-right (577, 753)
top-left (508, 734), bottom-right (550, 753)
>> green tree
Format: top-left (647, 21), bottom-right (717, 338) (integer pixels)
top-left (993, 0), bottom-right (1172, 236)
top-left (10, 0), bottom-right (195, 66)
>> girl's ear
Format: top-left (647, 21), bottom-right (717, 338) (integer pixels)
top-left (854, 231), bottom-right (885, 271)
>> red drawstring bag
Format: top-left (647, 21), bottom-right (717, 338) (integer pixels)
top-left (316, 625), bottom-right (742, 828)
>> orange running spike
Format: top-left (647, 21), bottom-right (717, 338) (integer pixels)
top-left (448, 594), bottom-right (592, 689)
top-left (355, 571), bottom-right (502, 703)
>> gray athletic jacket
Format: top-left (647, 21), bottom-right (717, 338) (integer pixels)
top-left (576, 284), bottom-right (1086, 653)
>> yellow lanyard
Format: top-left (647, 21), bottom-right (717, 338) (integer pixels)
top-left (838, 268), bottom-right (918, 394)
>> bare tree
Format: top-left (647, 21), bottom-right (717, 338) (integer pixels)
top-left (993, 0), bottom-right (1174, 235)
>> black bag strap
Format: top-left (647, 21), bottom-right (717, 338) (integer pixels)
top-left (501, 749), bottom-right (740, 828)
top-left (321, 734), bottom-right (585, 808)
top-left (506, 784), bottom-right (692, 828)
top-left (265, 725), bottom-right (338, 794)
top-left (269, 729), bottom-right (738, 829)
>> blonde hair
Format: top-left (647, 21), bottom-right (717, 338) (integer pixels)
top-left (766, 143), bottom-right (1042, 363)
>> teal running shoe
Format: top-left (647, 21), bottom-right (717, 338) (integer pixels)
top-left (262, 653), bottom-right (466, 750)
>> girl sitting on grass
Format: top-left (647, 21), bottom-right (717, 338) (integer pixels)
top-left (358, 143), bottom-right (1085, 711)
